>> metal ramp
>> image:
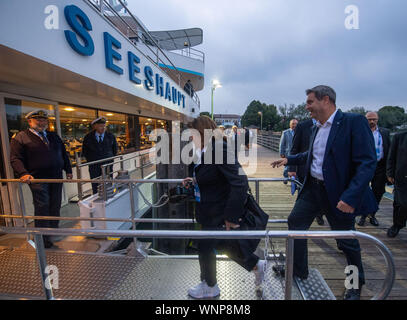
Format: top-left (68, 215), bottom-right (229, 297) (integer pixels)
top-left (0, 248), bottom-right (336, 300)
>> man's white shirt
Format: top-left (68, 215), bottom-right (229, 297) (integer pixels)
top-left (310, 110), bottom-right (338, 181)
top-left (372, 127), bottom-right (384, 161)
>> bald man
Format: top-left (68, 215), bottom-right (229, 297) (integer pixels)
top-left (357, 112), bottom-right (390, 227)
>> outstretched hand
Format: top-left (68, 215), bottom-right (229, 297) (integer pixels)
top-left (271, 158), bottom-right (288, 168)
top-left (225, 220), bottom-right (240, 231)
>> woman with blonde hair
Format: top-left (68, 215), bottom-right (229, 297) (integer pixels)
top-left (183, 116), bottom-right (265, 299)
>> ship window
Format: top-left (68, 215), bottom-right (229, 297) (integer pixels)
top-left (59, 105), bottom-right (97, 162)
top-left (5, 98), bottom-right (56, 140)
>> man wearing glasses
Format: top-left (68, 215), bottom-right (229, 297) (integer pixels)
top-left (357, 112), bottom-right (390, 227)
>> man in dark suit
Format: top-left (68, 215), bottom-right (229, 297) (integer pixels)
top-left (10, 110), bottom-right (72, 248)
top-left (386, 131), bottom-right (407, 237)
top-left (279, 119), bottom-right (298, 183)
top-left (272, 85), bottom-right (377, 300)
top-left (287, 118), bottom-right (325, 225)
top-left (82, 117), bottom-right (118, 194)
top-left (358, 112), bottom-right (391, 226)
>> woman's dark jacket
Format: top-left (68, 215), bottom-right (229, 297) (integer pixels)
top-left (193, 138), bottom-right (249, 227)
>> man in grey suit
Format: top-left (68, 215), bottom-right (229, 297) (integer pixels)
top-left (279, 119), bottom-right (298, 183)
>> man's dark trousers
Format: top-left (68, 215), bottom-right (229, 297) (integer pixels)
top-left (371, 158), bottom-right (387, 205)
top-left (288, 179), bottom-right (365, 285)
top-left (29, 183), bottom-right (63, 242)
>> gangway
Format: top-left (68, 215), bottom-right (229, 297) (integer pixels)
top-left (0, 178), bottom-right (396, 300)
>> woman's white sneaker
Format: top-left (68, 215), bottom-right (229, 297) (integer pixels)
top-left (188, 281), bottom-right (220, 299)
top-left (253, 259), bottom-right (266, 286)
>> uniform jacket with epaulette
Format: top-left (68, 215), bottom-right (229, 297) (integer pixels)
top-left (10, 129), bottom-right (72, 179)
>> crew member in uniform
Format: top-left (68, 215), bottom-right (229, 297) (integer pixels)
top-left (10, 110), bottom-right (73, 248)
top-left (82, 116), bottom-right (118, 194)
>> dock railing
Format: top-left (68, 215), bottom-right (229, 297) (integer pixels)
top-left (0, 178), bottom-right (396, 301)
top-left (257, 132), bottom-right (281, 152)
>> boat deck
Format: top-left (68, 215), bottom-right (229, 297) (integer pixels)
top-left (0, 144), bottom-right (404, 300)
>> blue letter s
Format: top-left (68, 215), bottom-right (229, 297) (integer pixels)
top-left (64, 5), bottom-right (94, 56)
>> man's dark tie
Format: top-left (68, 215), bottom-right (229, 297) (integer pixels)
top-left (38, 131), bottom-right (49, 145)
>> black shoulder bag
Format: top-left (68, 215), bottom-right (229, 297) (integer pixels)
top-left (236, 188), bottom-right (269, 253)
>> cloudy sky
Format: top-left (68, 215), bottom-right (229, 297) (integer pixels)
top-left (129, 0), bottom-right (407, 115)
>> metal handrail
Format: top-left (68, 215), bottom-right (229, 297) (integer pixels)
top-left (0, 226), bottom-right (396, 301)
top-left (0, 214), bottom-right (288, 224)
top-left (75, 148), bottom-right (154, 200)
top-left (77, 148), bottom-right (154, 168)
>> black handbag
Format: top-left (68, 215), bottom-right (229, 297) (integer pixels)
top-left (236, 190), bottom-right (269, 253)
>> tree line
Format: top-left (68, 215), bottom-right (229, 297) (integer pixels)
top-left (239, 101), bottom-right (407, 132)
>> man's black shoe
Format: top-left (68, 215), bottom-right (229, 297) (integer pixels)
top-left (357, 216), bottom-right (366, 226)
top-left (369, 216), bottom-right (379, 226)
top-left (387, 225), bottom-right (401, 238)
top-left (315, 215), bottom-right (325, 226)
top-left (344, 288), bottom-right (361, 300)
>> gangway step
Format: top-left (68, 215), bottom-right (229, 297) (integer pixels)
top-left (0, 249), bottom-right (333, 300)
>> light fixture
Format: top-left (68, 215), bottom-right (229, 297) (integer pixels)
top-left (106, 113), bottom-right (114, 116)
top-left (64, 107), bottom-right (75, 112)
top-left (82, 119), bottom-right (87, 122)
top-left (211, 79), bottom-right (222, 120)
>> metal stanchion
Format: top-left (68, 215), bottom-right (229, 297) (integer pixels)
top-left (33, 234), bottom-right (54, 300)
top-left (17, 183), bottom-right (30, 242)
top-left (102, 165), bottom-right (107, 202)
top-left (255, 180), bottom-right (260, 204)
top-left (75, 152), bottom-right (83, 201)
top-left (284, 238), bottom-right (294, 300)
top-left (120, 156), bottom-right (124, 171)
top-left (128, 182), bottom-right (138, 252)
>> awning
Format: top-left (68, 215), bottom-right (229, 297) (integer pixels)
top-left (147, 28), bottom-right (203, 50)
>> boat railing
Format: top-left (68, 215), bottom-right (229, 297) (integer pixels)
top-left (0, 226), bottom-right (395, 301)
top-left (0, 178), bottom-right (396, 300)
top-left (75, 148), bottom-right (155, 200)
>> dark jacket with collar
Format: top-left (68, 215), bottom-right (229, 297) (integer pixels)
top-left (193, 138), bottom-right (249, 227)
top-left (10, 129), bottom-right (72, 179)
top-left (82, 130), bottom-right (118, 162)
top-left (387, 131), bottom-right (407, 206)
top-left (288, 119), bottom-right (314, 179)
top-left (377, 127), bottom-right (391, 166)
top-left (286, 110), bottom-right (378, 218)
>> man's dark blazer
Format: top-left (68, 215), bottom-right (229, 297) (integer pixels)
top-left (286, 110), bottom-right (378, 218)
top-left (10, 129), bottom-right (72, 179)
top-left (387, 131), bottom-right (407, 207)
top-left (81, 130), bottom-right (118, 162)
top-left (194, 138), bottom-right (249, 227)
top-left (288, 119), bottom-right (314, 181)
top-left (377, 127), bottom-right (391, 167)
